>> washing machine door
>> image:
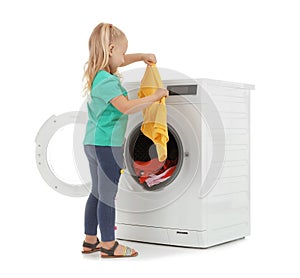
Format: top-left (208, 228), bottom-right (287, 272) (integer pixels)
top-left (116, 102), bottom-right (202, 213)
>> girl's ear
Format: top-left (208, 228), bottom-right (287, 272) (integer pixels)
top-left (109, 44), bottom-right (114, 57)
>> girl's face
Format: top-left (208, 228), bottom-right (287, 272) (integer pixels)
top-left (109, 37), bottom-right (128, 73)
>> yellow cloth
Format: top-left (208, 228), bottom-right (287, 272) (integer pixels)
top-left (138, 65), bottom-right (169, 162)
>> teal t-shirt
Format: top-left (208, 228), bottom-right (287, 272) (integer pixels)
top-left (83, 70), bottom-right (128, 146)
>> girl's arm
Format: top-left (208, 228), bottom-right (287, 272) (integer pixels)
top-left (110, 88), bottom-right (168, 115)
top-left (121, 53), bottom-right (157, 67)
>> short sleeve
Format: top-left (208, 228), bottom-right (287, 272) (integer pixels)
top-left (92, 75), bottom-right (123, 104)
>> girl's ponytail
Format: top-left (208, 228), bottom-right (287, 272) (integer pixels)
top-left (83, 23), bottom-right (125, 96)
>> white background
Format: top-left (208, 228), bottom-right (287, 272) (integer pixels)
top-left (1, 0), bottom-right (299, 277)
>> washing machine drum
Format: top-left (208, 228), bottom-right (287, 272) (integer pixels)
top-left (125, 124), bottom-right (183, 191)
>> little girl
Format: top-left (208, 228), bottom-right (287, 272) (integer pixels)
top-left (81, 23), bottom-right (168, 258)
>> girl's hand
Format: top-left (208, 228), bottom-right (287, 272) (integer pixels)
top-left (141, 53), bottom-right (157, 65)
top-left (154, 88), bottom-right (169, 101)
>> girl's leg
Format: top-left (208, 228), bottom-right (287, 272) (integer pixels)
top-left (96, 146), bottom-right (123, 241)
top-left (83, 145), bottom-right (100, 247)
top-left (95, 146), bottom-right (137, 256)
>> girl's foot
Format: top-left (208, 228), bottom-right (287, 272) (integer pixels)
top-left (82, 236), bottom-right (101, 254)
top-left (101, 240), bottom-right (138, 258)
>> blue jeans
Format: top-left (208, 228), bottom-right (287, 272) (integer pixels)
top-left (84, 145), bottom-right (124, 242)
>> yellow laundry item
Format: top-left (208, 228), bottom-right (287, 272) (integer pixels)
top-left (138, 65), bottom-right (169, 162)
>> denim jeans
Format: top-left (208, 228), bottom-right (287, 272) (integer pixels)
top-left (83, 145), bottom-right (124, 242)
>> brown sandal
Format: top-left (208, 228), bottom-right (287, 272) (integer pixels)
top-left (81, 238), bottom-right (101, 254)
top-left (100, 241), bottom-right (138, 258)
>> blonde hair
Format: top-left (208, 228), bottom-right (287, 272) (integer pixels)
top-left (82, 23), bottom-right (126, 96)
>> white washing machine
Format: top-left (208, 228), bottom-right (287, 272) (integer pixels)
top-left (116, 76), bottom-right (254, 248)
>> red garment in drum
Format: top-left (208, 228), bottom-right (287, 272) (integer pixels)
top-left (133, 158), bottom-right (177, 186)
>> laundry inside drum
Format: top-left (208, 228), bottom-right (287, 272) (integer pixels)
top-left (127, 124), bottom-right (183, 191)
